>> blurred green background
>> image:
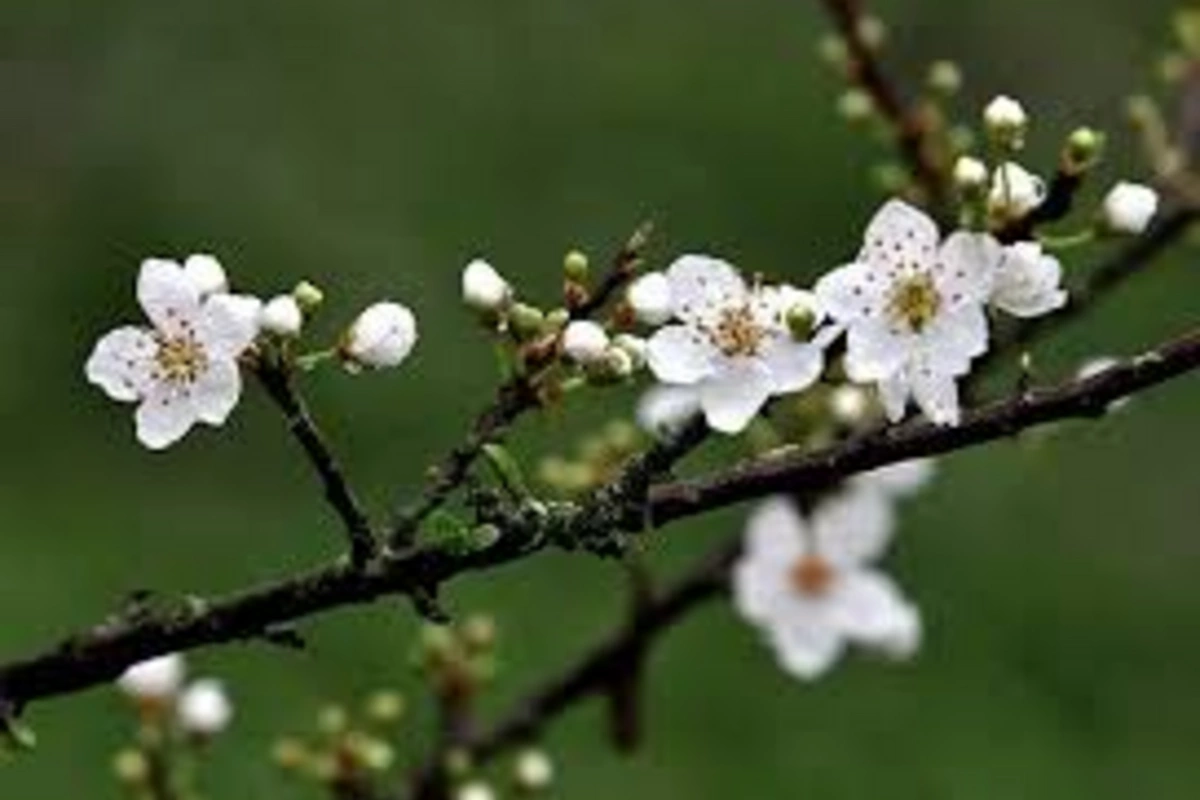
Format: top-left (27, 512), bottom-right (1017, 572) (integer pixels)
top-left (3, 0), bottom-right (1200, 796)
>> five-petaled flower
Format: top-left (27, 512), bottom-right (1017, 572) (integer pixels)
top-left (733, 489), bottom-right (921, 680)
top-left (86, 259), bottom-right (261, 450)
top-left (646, 255), bottom-right (834, 434)
top-left (816, 200), bottom-right (1002, 426)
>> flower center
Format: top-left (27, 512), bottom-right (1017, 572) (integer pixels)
top-left (789, 554), bottom-right (835, 597)
top-left (154, 333), bottom-right (208, 385)
top-left (887, 272), bottom-right (942, 332)
top-left (707, 304), bottom-right (766, 357)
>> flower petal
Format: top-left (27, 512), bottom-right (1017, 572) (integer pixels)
top-left (665, 254), bottom-right (746, 323)
top-left (910, 364), bottom-right (961, 426)
top-left (743, 497), bottom-right (808, 562)
top-left (698, 361), bottom-right (774, 434)
top-left (991, 243), bottom-right (1067, 318)
top-left (761, 339), bottom-right (826, 395)
top-left (920, 304), bottom-right (987, 372)
top-left (852, 459), bottom-right (936, 498)
top-left (812, 486), bottom-right (895, 567)
top-left (829, 570), bottom-right (920, 655)
top-left (933, 231), bottom-right (1000, 308)
top-left (767, 611), bottom-right (846, 681)
top-left (877, 372), bottom-right (910, 422)
top-left (844, 319), bottom-right (910, 382)
top-left (135, 385), bottom-right (198, 450)
top-left (193, 358), bottom-right (242, 426)
top-left (646, 324), bottom-right (717, 385)
top-left (85, 326), bottom-right (157, 402)
top-left (857, 200), bottom-right (940, 277)
top-left (200, 294), bottom-right (262, 360)
top-left (138, 259), bottom-right (201, 335)
top-left (636, 385), bottom-right (701, 438)
top-left (813, 261), bottom-right (887, 324)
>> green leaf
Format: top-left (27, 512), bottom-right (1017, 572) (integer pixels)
top-left (481, 443), bottom-right (532, 499)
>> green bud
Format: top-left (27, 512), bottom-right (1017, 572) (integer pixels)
top-left (1064, 127), bottom-right (1105, 173)
top-left (816, 35), bottom-right (848, 69)
top-left (856, 15), bottom-right (887, 49)
top-left (461, 614), bottom-right (497, 652)
top-left (563, 250), bottom-right (590, 282)
top-left (1174, 9), bottom-right (1200, 56)
top-left (316, 705), bottom-right (348, 736)
top-left (585, 347), bottom-right (634, 385)
top-left (786, 303), bottom-right (817, 341)
top-left (292, 280), bottom-right (325, 312)
top-left (927, 60), bottom-right (962, 96)
top-left (365, 691), bottom-right (407, 725)
top-left (837, 89), bottom-right (876, 123)
top-left (509, 303), bottom-right (545, 340)
top-left (112, 749), bottom-right (149, 785)
top-left (543, 308), bottom-right (570, 333)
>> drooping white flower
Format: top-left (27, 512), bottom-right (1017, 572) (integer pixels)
top-left (177, 678), bottom-right (233, 736)
top-left (952, 156), bottom-right (988, 192)
top-left (513, 749), bottom-right (554, 791)
top-left (561, 320), bottom-right (610, 365)
top-left (86, 260), bottom-right (262, 450)
top-left (1101, 182), bottom-right (1159, 235)
top-left (343, 302), bottom-right (418, 369)
top-left (636, 384), bottom-right (702, 438)
top-left (990, 242), bottom-right (1067, 318)
top-left (117, 653), bottom-right (186, 700)
top-left (733, 491), bottom-right (920, 680)
top-left (626, 271), bottom-right (673, 326)
top-left (815, 200), bottom-right (1000, 426)
top-left (462, 259), bottom-right (512, 312)
top-left (988, 162), bottom-right (1045, 220)
top-left (259, 295), bottom-right (304, 337)
top-left (645, 255), bottom-right (834, 434)
top-left (182, 254), bottom-right (228, 298)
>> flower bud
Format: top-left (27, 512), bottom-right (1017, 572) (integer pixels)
top-left (785, 301), bottom-right (817, 341)
top-left (1064, 127), bottom-right (1105, 174)
top-left (259, 295), bottom-right (304, 338)
top-left (926, 60), bottom-right (962, 96)
top-left (563, 250), bottom-right (590, 282)
top-left (612, 333), bottom-right (648, 370)
top-left (292, 280), bottom-right (325, 312)
top-left (509, 303), bottom-right (546, 340)
top-left (177, 678), bottom-right (233, 736)
top-left (856, 15), bottom-right (887, 49)
top-left (117, 654), bottom-right (185, 701)
top-left (365, 690), bottom-right (407, 725)
top-left (1100, 182), bottom-right (1159, 235)
top-left (461, 614), bottom-right (498, 652)
top-left (561, 320), bottom-right (610, 365)
top-left (828, 384), bottom-right (871, 425)
top-left (343, 302), bottom-right (418, 370)
top-left (837, 89), bottom-right (875, 123)
top-left (626, 272), bottom-right (672, 326)
top-left (988, 162), bottom-right (1045, 221)
top-left (513, 748), bottom-right (554, 793)
top-left (457, 780), bottom-right (496, 800)
top-left (317, 704), bottom-right (349, 736)
top-left (182, 254), bottom-right (228, 297)
top-left (112, 749), bottom-right (150, 785)
top-left (587, 346), bottom-right (634, 385)
top-left (952, 156), bottom-right (988, 194)
top-left (462, 259), bottom-right (512, 312)
top-left (983, 95), bottom-right (1028, 150)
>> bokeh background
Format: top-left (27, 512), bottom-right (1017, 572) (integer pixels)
top-left (3, 0), bottom-right (1200, 796)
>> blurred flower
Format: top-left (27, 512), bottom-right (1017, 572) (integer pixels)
top-left (1101, 182), bottom-right (1159, 235)
top-left (561, 320), bottom-right (610, 365)
top-left (828, 384), bottom-right (871, 425)
top-left (86, 259), bottom-right (261, 449)
top-left (513, 748), bottom-right (554, 792)
top-left (815, 200), bottom-right (999, 426)
top-left (952, 156), bottom-right (988, 193)
top-left (117, 653), bottom-right (185, 701)
top-left (462, 259), bottom-right (512, 313)
top-left (646, 255), bottom-right (834, 434)
top-left (733, 491), bottom-right (921, 680)
top-left (626, 271), bottom-right (672, 326)
top-left (456, 780), bottom-right (496, 800)
top-left (177, 678), bottom-right (233, 736)
top-left (990, 242), bottom-right (1067, 318)
top-left (259, 295), bottom-right (304, 337)
top-left (343, 302), bottom-right (418, 369)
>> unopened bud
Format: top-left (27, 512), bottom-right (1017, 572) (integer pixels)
top-left (561, 320), bottom-right (610, 365)
top-left (461, 614), bottom-right (497, 652)
top-left (1064, 127), bottom-right (1105, 174)
top-left (513, 748), bottom-right (555, 793)
top-left (856, 15), bottom-right (887, 49)
top-left (952, 156), bottom-right (988, 194)
top-left (316, 705), bottom-right (349, 736)
top-left (927, 60), bottom-right (962, 96)
top-left (838, 89), bottom-right (875, 123)
top-left (983, 95), bottom-right (1028, 150)
top-left (365, 690), bottom-right (407, 725)
top-left (816, 35), bottom-right (848, 69)
top-left (292, 280), bottom-right (325, 312)
top-left (612, 333), bottom-right (648, 370)
top-left (112, 749), bottom-right (149, 785)
top-left (509, 303), bottom-right (546, 341)
top-left (563, 250), bottom-right (590, 282)
top-left (785, 303), bottom-right (817, 341)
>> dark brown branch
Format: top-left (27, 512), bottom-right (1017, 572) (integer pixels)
top-left (255, 360), bottom-right (376, 567)
top-left (819, 0), bottom-right (945, 200)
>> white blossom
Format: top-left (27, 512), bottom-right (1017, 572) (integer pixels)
top-left (462, 259), bottom-right (512, 312)
top-left (645, 255), bottom-right (834, 434)
top-left (343, 302), bottom-right (418, 369)
top-left (182, 254), bottom-right (228, 298)
top-left (636, 384), bottom-right (701, 438)
top-left (733, 491), bottom-right (920, 680)
top-left (990, 242), bottom-right (1067, 318)
top-left (86, 259), bottom-right (262, 450)
top-left (117, 653), bottom-right (185, 700)
top-left (815, 200), bottom-right (1000, 426)
top-left (561, 320), bottom-right (610, 365)
top-left (259, 295), bottom-right (304, 337)
top-left (177, 678), bottom-right (233, 736)
top-left (983, 95), bottom-right (1028, 136)
top-left (1101, 182), bottom-right (1159, 235)
top-left (952, 156), bottom-right (988, 192)
top-left (989, 162), bottom-right (1045, 219)
top-left (626, 271), bottom-right (673, 325)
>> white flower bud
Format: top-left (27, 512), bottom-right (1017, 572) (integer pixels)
top-left (626, 272), bottom-right (673, 326)
top-left (828, 385), bottom-right (870, 425)
top-left (952, 156), bottom-right (988, 192)
top-left (292, 280), bottom-right (325, 311)
top-left (259, 295), bottom-right (304, 337)
top-left (177, 678), bottom-right (233, 736)
top-left (462, 259), bottom-right (512, 312)
top-left (1101, 182), bottom-right (1159, 235)
top-left (988, 162), bottom-right (1046, 219)
top-left (343, 302), bottom-right (418, 369)
top-left (117, 654), bottom-right (185, 701)
top-left (612, 333), bottom-right (648, 370)
top-left (513, 748), bottom-right (554, 792)
top-left (456, 781), bottom-right (496, 800)
top-left (561, 320), bottom-right (610, 364)
top-left (983, 95), bottom-right (1028, 147)
top-left (182, 255), bottom-right (228, 297)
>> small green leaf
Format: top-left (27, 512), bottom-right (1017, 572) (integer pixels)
top-left (481, 444), bottom-right (532, 499)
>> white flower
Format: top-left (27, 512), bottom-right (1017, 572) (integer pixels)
top-left (259, 295), bottom-right (304, 337)
top-left (561, 320), bottom-right (610, 364)
top-left (456, 781), bottom-right (496, 800)
top-left (636, 384), bottom-right (701, 438)
top-left (462, 259), bottom-right (512, 312)
top-left (989, 162), bottom-right (1045, 219)
top-left (990, 242), bottom-right (1067, 318)
top-left (952, 156), bottom-right (988, 192)
top-left (343, 301), bottom-right (418, 369)
top-left (815, 200), bottom-right (1000, 426)
top-left (733, 492), bottom-right (920, 680)
top-left (852, 459), bottom-right (936, 499)
top-left (177, 678), bottom-right (233, 736)
top-left (645, 255), bottom-right (834, 434)
top-left (86, 259), bottom-right (262, 450)
top-left (117, 654), bottom-right (185, 700)
top-left (1101, 182), bottom-right (1159, 235)
top-left (182, 254), bottom-right (228, 298)
top-left (513, 749), bottom-right (554, 791)
top-left (626, 272), bottom-right (673, 326)
top-left (983, 95), bottom-right (1028, 137)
